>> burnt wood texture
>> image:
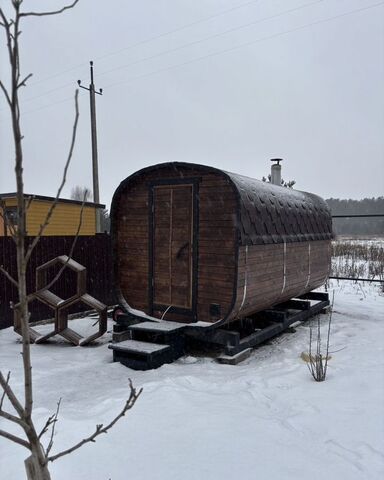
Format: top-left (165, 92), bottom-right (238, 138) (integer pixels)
top-left (110, 163), bottom-right (332, 325)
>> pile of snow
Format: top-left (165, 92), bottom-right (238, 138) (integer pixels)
top-left (1, 282), bottom-right (383, 480)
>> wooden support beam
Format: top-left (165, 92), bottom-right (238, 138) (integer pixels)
top-left (277, 299), bottom-right (311, 311)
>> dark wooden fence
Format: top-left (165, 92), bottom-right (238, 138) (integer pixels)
top-left (0, 234), bottom-right (114, 329)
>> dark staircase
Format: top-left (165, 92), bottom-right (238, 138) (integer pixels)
top-left (109, 319), bottom-right (186, 370)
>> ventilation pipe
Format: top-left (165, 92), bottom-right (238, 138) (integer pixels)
top-left (270, 158), bottom-right (282, 186)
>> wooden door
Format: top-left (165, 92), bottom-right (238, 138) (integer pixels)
top-left (151, 184), bottom-right (195, 315)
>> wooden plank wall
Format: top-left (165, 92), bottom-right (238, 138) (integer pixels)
top-left (197, 175), bottom-right (237, 321)
top-left (0, 234), bottom-right (113, 329)
top-left (233, 240), bottom-right (330, 319)
top-left (115, 167), bottom-right (238, 323)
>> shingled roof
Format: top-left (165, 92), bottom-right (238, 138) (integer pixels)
top-left (225, 171), bottom-right (333, 245)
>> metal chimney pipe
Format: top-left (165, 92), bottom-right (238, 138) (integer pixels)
top-left (270, 158), bottom-right (283, 186)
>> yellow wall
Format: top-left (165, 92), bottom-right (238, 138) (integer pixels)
top-left (0, 198), bottom-right (97, 236)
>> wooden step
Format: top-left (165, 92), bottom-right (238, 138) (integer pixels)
top-left (128, 321), bottom-right (186, 334)
top-left (109, 339), bottom-right (170, 355)
top-left (109, 339), bottom-right (183, 370)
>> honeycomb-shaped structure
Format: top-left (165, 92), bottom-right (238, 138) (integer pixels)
top-left (35, 255), bottom-right (87, 308)
top-left (14, 255), bottom-right (107, 346)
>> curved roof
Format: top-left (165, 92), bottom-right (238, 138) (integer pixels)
top-left (111, 162), bottom-right (333, 246)
top-left (225, 171), bottom-right (332, 245)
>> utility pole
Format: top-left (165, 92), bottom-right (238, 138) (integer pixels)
top-left (78, 61), bottom-right (103, 233)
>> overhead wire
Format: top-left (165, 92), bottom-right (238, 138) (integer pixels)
top-left (21, 0), bottom-right (322, 105)
top-left (28, 0), bottom-right (264, 87)
top-left (103, 1), bottom-right (384, 90)
top-left (94, 0), bottom-right (323, 80)
top-left (22, 96), bottom-right (74, 116)
top-left (11, 0), bottom-right (384, 117)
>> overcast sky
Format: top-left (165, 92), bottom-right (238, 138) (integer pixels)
top-left (1, 0), bottom-right (383, 209)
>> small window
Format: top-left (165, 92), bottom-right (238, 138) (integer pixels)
top-left (4, 206), bottom-right (18, 226)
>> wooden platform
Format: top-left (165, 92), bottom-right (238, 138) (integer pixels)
top-left (110, 291), bottom-right (330, 370)
top-left (188, 292), bottom-right (330, 358)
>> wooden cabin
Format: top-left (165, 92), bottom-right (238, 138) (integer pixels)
top-left (110, 162), bottom-right (332, 326)
top-left (0, 193), bottom-right (105, 236)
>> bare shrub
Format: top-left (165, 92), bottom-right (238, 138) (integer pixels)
top-left (305, 293), bottom-right (334, 382)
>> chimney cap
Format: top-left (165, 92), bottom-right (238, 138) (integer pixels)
top-left (270, 158), bottom-right (283, 165)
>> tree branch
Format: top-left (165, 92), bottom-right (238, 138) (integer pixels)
top-left (0, 428), bottom-right (30, 449)
top-left (0, 370), bottom-right (24, 418)
top-left (0, 372), bottom-right (25, 427)
top-left (0, 79), bottom-right (12, 107)
top-left (25, 89), bottom-right (79, 263)
top-left (17, 72), bottom-right (32, 88)
top-left (20, 1), bottom-right (79, 18)
top-left (0, 265), bottom-right (18, 287)
top-left (0, 409), bottom-right (27, 428)
top-left (0, 7), bottom-right (14, 67)
top-left (25, 194), bottom-right (35, 211)
top-left (34, 195), bottom-right (86, 296)
top-left (48, 380), bottom-right (142, 463)
top-left (44, 399), bottom-right (61, 456)
top-left (0, 372), bottom-right (10, 409)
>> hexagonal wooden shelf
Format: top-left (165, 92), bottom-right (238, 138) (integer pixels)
top-left (14, 255), bottom-right (107, 346)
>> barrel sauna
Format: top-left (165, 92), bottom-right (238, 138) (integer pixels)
top-left (110, 162), bottom-right (332, 326)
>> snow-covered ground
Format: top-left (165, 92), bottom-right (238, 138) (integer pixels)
top-left (1, 282), bottom-right (384, 480)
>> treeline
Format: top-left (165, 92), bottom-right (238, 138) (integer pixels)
top-left (326, 197), bottom-right (384, 236)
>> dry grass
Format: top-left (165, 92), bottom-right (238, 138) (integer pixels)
top-left (331, 240), bottom-right (384, 281)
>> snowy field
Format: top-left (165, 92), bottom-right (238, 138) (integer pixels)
top-left (331, 238), bottom-right (384, 281)
top-left (1, 281), bottom-right (384, 480)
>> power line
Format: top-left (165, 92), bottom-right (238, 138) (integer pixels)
top-left (95, 0), bottom-right (323, 80)
top-left (21, 0), bottom-right (321, 105)
top-left (9, 0), bottom-right (384, 117)
top-left (104, 1), bottom-right (384, 90)
top-left (22, 96), bottom-right (74, 116)
top-left (28, 0), bottom-right (264, 87)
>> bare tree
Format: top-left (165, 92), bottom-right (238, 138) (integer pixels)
top-left (0, 2), bottom-right (141, 479)
top-left (70, 185), bottom-right (91, 202)
top-left (70, 186), bottom-right (111, 232)
top-left (261, 174), bottom-right (296, 188)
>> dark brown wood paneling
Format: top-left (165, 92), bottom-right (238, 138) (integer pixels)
top-left (113, 165), bottom-right (238, 323)
top-left (111, 163), bottom-right (331, 326)
top-left (231, 240), bottom-right (330, 321)
top-left (152, 184), bottom-right (193, 310)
